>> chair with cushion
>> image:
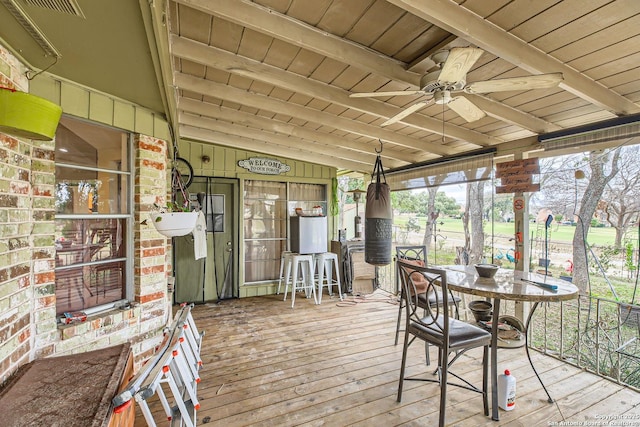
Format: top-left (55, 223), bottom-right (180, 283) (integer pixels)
top-left (396, 260), bottom-right (490, 427)
top-left (394, 246), bottom-right (461, 351)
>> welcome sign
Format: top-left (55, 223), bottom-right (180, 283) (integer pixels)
top-left (238, 157), bottom-right (291, 175)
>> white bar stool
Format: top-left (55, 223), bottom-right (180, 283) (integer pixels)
top-left (314, 252), bottom-right (343, 303)
top-left (283, 254), bottom-right (318, 308)
top-left (276, 251), bottom-right (293, 295)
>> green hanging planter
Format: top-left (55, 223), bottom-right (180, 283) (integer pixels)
top-left (0, 87), bottom-right (63, 141)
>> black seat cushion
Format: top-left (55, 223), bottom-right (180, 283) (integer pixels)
top-left (425, 290), bottom-right (461, 306)
top-left (408, 315), bottom-right (491, 351)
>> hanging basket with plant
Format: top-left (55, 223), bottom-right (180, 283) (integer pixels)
top-left (150, 203), bottom-right (198, 237)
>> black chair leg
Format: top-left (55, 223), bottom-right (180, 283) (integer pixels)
top-left (424, 341), bottom-right (431, 366)
top-left (482, 345), bottom-right (489, 416)
top-left (397, 330), bottom-right (410, 402)
top-left (439, 349), bottom-right (448, 427)
top-left (394, 295), bottom-right (403, 345)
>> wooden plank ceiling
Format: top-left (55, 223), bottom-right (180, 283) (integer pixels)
top-left (166, 0), bottom-right (640, 173)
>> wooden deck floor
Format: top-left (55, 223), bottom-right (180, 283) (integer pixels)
top-left (136, 290), bottom-right (640, 426)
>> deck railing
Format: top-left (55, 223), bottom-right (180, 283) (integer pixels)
top-left (374, 263), bottom-right (640, 390)
top-left (526, 294), bottom-right (640, 390)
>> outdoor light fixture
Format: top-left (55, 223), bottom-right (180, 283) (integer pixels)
top-left (349, 188), bottom-right (365, 239)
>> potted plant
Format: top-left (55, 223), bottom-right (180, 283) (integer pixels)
top-left (150, 202), bottom-right (198, 237)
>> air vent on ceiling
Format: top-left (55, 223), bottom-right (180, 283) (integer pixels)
top-left (22, 0), bottom-right (85, 18)
top-left (1, 0), bottom-right (61, 57)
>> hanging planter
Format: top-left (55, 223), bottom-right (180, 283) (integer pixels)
top-left (151, 211), bottom-right (198, 237)
top-left (0, 87), bottom-right (63, 141)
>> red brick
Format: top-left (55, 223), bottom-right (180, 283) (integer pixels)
top-left (140, 265), bottom-right (164, 275)
top-left (141, 159), bottom-right (164, 171)
top-left (137, 291), bottom-right (164, 304)
top-left (142, 247), bottom-right (165, 257)
top-left (37, 295), bottom-right (56, 309)
top-left (35, 271), bottom-right (55, 285)
top-left (138, 141), bottom-right (163, 153)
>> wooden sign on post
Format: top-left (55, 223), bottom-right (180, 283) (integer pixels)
top-left (495, 158), bottom-right (540, 194)
top-left (495, 158), bottom-right (540, 177)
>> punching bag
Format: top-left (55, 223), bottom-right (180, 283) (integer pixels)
top-left (365, 154), bottom-right (392, 265)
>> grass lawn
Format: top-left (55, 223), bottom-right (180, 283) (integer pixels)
top-left (394, 215), bottom-right (623, 246)
top-left (393, 214), bottom-right (640, 303)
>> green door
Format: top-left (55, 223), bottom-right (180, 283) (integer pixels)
top-left (174, 177), bottom-right (239, 303)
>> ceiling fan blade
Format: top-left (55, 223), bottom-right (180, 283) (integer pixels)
top-left (465, 72), bottom-right (564, 93)
top-left (448, 96), bottom-right (486, 122)
top-left (349, 90), bottom-right (424, 98)
top-left (438, 47), bottom-right (484, 84)
top-left (381, 101), bottom-right (431, 126)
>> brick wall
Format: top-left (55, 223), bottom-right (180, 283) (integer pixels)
top-left (0, 46), bottom-right (41, 382)
top-left (0, 44), bottom-right (172, 382)
top-left (133, 133), bottom-right (173, 365)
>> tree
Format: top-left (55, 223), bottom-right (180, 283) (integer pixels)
top-left (572, 149), bottom-right (621, 293)
top-left (486, 193), bottom-right (513, 222)
top-left (391, 191), bottom-right (413, 214)
top-left (434, 192), bottom-right (461, 216)
top-left (457, 180), bottom-right (485, 265)
top-left (536, 155), bottom-right (583, 222)
top-left (468, 181), bottom-right (485, 264)
top-left (422, 187), bottom-right (439, 259)
top-left (602, 145), bottom-right (640, 248)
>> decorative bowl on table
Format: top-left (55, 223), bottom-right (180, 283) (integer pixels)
top-left (468, 300), bottom-right (493, 322)
top-left (475, 263), bottom-right (499, 278)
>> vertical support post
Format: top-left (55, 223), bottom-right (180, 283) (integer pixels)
top-left (512, 153), bottom-right (530, 322)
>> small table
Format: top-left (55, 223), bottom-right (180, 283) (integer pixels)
top-left (442, 265), bottom-right (579, 421)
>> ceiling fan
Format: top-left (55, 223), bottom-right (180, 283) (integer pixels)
top-left (350, 47), bottom-right (563, 126)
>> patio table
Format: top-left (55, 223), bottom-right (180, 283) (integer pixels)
top-left (441, 265), bottom-right (579, 421)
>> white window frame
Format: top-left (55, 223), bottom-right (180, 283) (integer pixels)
top-left (54, 119), bottom-right (134, 315)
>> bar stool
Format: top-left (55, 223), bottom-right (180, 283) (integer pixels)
top-left (314, 252), bottom-right (343, 303)
top-left (283, 254), bottom-right (317, 308)
top-left (276, 251), bottom-right (293, 295)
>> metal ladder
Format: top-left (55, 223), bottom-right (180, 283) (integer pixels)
top-left (112, 304), bottom-right (204, 426)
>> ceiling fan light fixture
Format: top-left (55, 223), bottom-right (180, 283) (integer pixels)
top-left (434, 90), bottom-right (451, 105)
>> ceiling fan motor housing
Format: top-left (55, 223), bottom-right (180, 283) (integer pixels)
top-left (420, 70), bottom-right (466, 95)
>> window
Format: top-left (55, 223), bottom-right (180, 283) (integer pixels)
top-left (54, 116), bottom-right (131, 315)
top-left (243, 180), bottom-right (326, 284)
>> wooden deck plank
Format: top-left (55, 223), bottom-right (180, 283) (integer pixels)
top-left (562, 386), bottom-right (640, 423)
top-left (134, 291), bottom-right (640, 426)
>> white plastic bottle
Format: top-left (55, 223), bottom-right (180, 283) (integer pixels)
top-left (498, 369), bottom-right (516, 411)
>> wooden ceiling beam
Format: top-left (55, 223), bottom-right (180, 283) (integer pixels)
top-left (178, 97), bottom-right (413, 167)
top-left (388, 0), bottom-right (640, 116)
top-left (179, 122), bottom-right (371, 172)
top-left (174, 72), bottom-right (453, 156)
top-left (180, 112), bottom-right (376, 169)
top-left (174, 0), bottom-right (421, 86)
top-left (171, 35), bottom-right (499, 150)
top-left (174, 0), bottom-right (552, 135)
